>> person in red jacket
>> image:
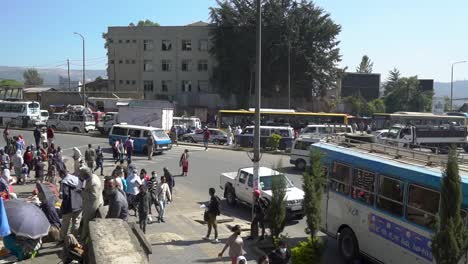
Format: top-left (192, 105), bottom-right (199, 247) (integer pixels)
top-left (47, 126), bottom-right (55, 146)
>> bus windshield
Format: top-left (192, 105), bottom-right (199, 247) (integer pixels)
top-left (259, 175), bottom-right (293, 191)
top-left (153, 130), bottom-right (169, 139)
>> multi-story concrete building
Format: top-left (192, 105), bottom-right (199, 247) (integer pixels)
top-left (106, 21), bottom-right (217, 105)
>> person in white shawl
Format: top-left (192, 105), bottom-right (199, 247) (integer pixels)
top-left (72, 147), bottom-right (82, 174)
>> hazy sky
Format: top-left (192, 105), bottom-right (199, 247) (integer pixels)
top-left (2, 0), bottom-right (467, 82)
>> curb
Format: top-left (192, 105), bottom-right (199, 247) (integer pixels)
top-left (177, 142), bottom-right (290, 155)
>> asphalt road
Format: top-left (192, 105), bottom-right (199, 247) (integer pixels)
top-left (6, 129), bottom-right (344, 263)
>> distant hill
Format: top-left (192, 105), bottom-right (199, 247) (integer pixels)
top-left (434, 80), bottom-right (468, 99)
top-left (0, 66), bottom-right (107, 86)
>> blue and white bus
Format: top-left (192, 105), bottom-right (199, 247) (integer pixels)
top-left (108, 124), bottom-right (172, 154)
top-left (313, 141), bottom-right (468, 264)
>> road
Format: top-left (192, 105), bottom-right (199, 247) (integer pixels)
top-left (6, 129), bottom-right (344, 264)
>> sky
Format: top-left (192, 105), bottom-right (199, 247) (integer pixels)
top-left (1, 0), bottom-right (467, 82)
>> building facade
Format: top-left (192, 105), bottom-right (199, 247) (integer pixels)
top-left (106, 22), bottom-right (215, 104)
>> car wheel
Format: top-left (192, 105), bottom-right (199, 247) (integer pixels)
top-left (213, 139), bottom-right (219, 145)
top-left (296, 159), bottom-right (306, 170)
top-left (338, 227), bottom-right (360, 262)
top-left (226, 189), bottom-right (237, 206)
top-left (190, 137), bottom-right (196, 143)
top-left (72, 127), bottom-right (80, 133)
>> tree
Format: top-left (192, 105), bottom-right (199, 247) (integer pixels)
top-left (383, 68), bottom-right (401, 96)
top-left (129, 19), bottom-right (160, 27)
top-left (384, 76), bottom-right (433, 113)
top-left (432, 148), bottom-right (468, 264)
top-left (23, 68), bottom-right (43, 86)
top-left (0, 79), bottom-right (23, 88)
top-left (266, 174), bottom-right (287, 239)
top-left (367, 99), bottom-right (385, 114)
top-left (356, 55), bottom-right (373, 73)
top-left (344, 96), bottom-right (366, 116)
top-left (444, 96), bottom-right (451, 112)
top-left (209, 0), bottom-right (342, 106)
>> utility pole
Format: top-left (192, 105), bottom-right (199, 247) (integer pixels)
top-left (252, 0), bottom-right (262, 220)
top-left (287, 41), bottom-right (291, 109)
top-left (67, 59), bottom-right (71, 90)
top-left (451, 61), bottom-right (466, 111)
top-left (74, 32), bottom-right (86, 107)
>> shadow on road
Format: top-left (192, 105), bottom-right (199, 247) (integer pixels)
top-left (151, 238), bottom-right (206, 247)
top-left (193, 257), bottom-right (231, 263)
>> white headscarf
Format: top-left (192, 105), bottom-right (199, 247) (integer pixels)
top-left (72, 147), bottom-right (82, 160)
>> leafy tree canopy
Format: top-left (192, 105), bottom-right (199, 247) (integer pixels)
top-left (23, 68), bottom-right (44, 86)
top-left (356, 55), bottom-right (373, 73)
top-left (129, 19), bottom-right (160, 26)
top-left (0, 79), bottom-right (23, 88)
top-left (209, 0), bottom-right (342, 107)
top-left (384, 75), bottom-right (433, 113)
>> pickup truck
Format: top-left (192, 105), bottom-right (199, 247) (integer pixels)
top-left (220, 167), bottom-right (305, 219)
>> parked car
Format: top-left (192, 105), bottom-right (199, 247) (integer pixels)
top-left (290, 136), bottom-right (321, 170)
top-left (182, 128), bottom-right (228, 144)
top-left (46, 112), bottom-right (95, 133)
top-left (300, 124), bottom-right (353, 138)
top-left (373, 129), bottom-right (389, 143)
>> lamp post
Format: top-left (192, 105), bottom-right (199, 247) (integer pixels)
top-left (74, 32), bottom-right (86, 107)
top-left (451, 60), bottom-right (466, 111)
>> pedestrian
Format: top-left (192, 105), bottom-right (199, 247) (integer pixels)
top-left (163, 167), bottom-right (174, 198)
top-left (170, 126), bottom-right (178, 146)
top-left (46, 154), bottom-right (57, 184)
top-left (1, 165), bottom-right (12, 186)
top-left (72, 147), bottom-right (82, 174)
top-left (47, 143), bottom-right (56, 156)
top-left (37, 183), bottom-right (62, 242)
top-left (35, 156), bottom-right (45, 183)
top-left (94, 146), bottom-right (104, 176)
top-left (227, 125), bottom-right (233, 146)
top-left (56, 146), bottom-right (63, 162)
top-left (268, 240), bottom-right (291, 264)
top-left (21, 163), bottom-right (29, 183)
top-left (112, 140), bottom-right (119, 163)
top-left (104, 177), bottom-right (128, 221)
top-left (33, 126), bottom-right (41, 148)
top-left (179, 149), bottom-right (189, 177)
top-left (3, 125), bottom-right (9, 145)
top-left (140, 169), bottom-right (150, 185)
top-left (12, 150), bottom-right (23, 184)
top-left (203, 127), bottom-right (210, 151)
top-left (125, 164), bottom-right (142, 216)
top-left (124, 136), bottom-right (134, 164)
top-left (47, 126), bottom-right (55, 146)
top-left (258, 255), bottom-right (270, 264)
top-left (203, 187), bottom-right (221, 243)
top-left (41, 127), bottom-right (48, 149)
top-left (248, 190), bottom-right (268, 240)
top-left (23, 147), bottom-right (33, 171)
top-left (136, 185), bottom-right (150, 233)
top-left (111, 165), bottom-right (126, 192)
top-left (218, 225), bottom-right (245, 264)
top-left (146, 134), bottom-right (155, 160)
top-left (156, 175), bottom-right (171, 223)
top-left (116, 140), bottom-right (125, 164)
top-left (15, 136), bottom-right (24, 155)
top-left (0, 149), bottom-right (10, 169)
top-left (79, 167), bottom-right (103, 242)
top-left (148, 171), bottom-right (159, 217)
top-left (84, 144), bottom-right (96, 170)
top-left (59, 169), bottom-right (82, 242)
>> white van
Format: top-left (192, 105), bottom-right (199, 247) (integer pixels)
top-left (108, 124), bottom-right (172, 154)
top-left (290, 136), bottom-right (320, 170)
top-left (47, 113), bottom-right (95, 133)
top-left (300, 124), bottom-right (353, 138)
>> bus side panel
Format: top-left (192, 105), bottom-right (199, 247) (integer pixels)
top-left (133, 137), bottom-right (145, 153)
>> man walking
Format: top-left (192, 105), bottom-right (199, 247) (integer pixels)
top-left (146, 134), bottom-right (154, 160)
top-left (124, 136), bottom-right (134, 164)
top-left (33, 126), bottom-right (41, 148)
top-left (203, 188), bottom-right (221, 243)
top-left (79, 167), bottom-right (103, 242)
top-left (94, 146), bottom-right (104, 176)
top-left (59, 170), bottom-right (82, 242)
top-left (104, 177), bottom-right (128, 221)
top-left (203, 127), bottom-right (210, 151)
top-left (84, 144), bottom-right (96, 171)
top-left (248, 190), bottom-right (268, 240)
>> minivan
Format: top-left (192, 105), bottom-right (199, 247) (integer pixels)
top-left (300, 124), bottom-right (353, 138)
top-left (108, 124), bottom-right (172, 154)
top-left (238, 126), bottom-right (295, 150)
top-left (290, 136), bottom-right (320, 170)
top-left (46, 112), bottom-right (95, 133)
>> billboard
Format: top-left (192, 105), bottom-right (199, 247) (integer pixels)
top-left (418, 79), bottom-right (434, 92)
top-left (340, 73), bottom-right (381, 101)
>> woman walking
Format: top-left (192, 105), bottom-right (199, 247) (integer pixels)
top-left (218, 225), bottom-right (245, 264)
top-left (156, 176), bottom-right (171, 223)
top-left (179, 149), bottom-right (189, 177)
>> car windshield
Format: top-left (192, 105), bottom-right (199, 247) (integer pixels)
top-left (259, 175), bottom-right (293, 191)
top-left (153, 130), bottom-right (169, 139)
top-left (387, 127), bottom-right (401, 139)
top-left (41, 112), bottom-right (48, 117)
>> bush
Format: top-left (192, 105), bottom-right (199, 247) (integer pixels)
top-left (266, 174), bottom-right (287, 239)
top-left (266, 133), bottom-right (282, 150)
top-left (291, 237), bottom-right (326, 264)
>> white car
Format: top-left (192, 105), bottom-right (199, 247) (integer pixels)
top-left (290, 136), bottom-right (321, 170)
top-left (373, 129), bottom-right (389, 143)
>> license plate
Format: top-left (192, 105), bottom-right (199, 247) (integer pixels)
top-left (291, 205), bottom-right (302, 211)
top-left (161, 146), bottom-right (167, 149)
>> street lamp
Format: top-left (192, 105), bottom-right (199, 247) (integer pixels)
top-left (450, 60), bottom-right (466, 111)
top-left (74, 32), bottom-right (86, 107)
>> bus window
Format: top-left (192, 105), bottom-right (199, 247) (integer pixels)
top-left (351, 169), bottom-right (375, 205)
top-left (260, 128), bottom-right (270, 137)
top-left (406, 184), bottom-right (440, 228)
top-left (377, 176), bottom-right (404, 217)
top-left (331, 162), bottom-right (351, 195)
top-left (112, 127), bottom-right (128, 136)
top-left (128, 129), bottom-right (141, 138)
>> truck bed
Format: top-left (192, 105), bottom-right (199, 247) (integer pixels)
top-left (220, 171), bottom-right (237, 190)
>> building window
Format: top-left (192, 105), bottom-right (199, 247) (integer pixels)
top-left (126, 80), bottom-right (130, 85)
top-left (118, 40), bottom-right (122, 44)
top-left (119, 80), bottom-right (123, 84)
top-left (109, 39), bottom-right (114, 43)
top-left (132, 60), bottom-right (136, 64)
top-left (144, 60), bottom-right (153, 72)
top-left (126, 40), bottom-right (130, 43)
top-left (143, 40), bottom-right (154, 51)
top-left (161, 60), bottom-right (172, 72)
top-left (132, 39), bottom-right (136, 43)
top-left (110, 60), bottom-right (115, 64)
top-left (144, 81), bottom-right (154, 92)
top-left (132, 80), bottom-right (136, 85)
top-left (125, 59), bottom-right (130, 64)
top-left (161, 80), bottom-right (171, 92)
top-left (198, 60), bottom-right (208, 71)
top-left (181, 60), bottom-right (191, 72)
top-left (182, 40), bottom-right (192, 51)
top-left (181, 80), bottom-right (192, 92)
top-left (199, 39), bottom-right (208, 51)
top-left (162, 40), bottom-right (172, 51)
top-left (119, 60), bottom-right (123, 64)
top-left (197, 80), bottom-right (209, 92)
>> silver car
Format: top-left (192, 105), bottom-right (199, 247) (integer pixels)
top-left (182, 128), bottom-right (228, 145)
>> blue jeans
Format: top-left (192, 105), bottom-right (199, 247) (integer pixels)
top-left (158, 200), bottom-right (166, 220)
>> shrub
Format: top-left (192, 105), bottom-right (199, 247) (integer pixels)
top-left (291, 237), bottom-right (326, 264)
top-left (266, 133), bottom-right (282, 150)
top-left (266, 174), bottom-right (287, 239)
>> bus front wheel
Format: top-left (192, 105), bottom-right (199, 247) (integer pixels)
top-left (338, 227), bottom-right (360, 262)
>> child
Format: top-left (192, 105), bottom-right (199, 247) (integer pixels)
top-left (21, 163), bottom-right (29, 184)
top-left (136, 185), bottom-right (150, 233)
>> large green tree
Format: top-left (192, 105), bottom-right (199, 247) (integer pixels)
top-left (0, 79), bottom-right (23, 88)
top-left (209, 0), bottom-right (342, 107)
top-left (23, 68), bottom-right (44, 86)
top-left (432, 148), bottom-right (468, 264)
top-left (129, 19), bottom-right (160, 26)
top-left (356, 55), bottom-right (373, 73)
top-left (383, 68), bottom-right (401, 96)
top-left (384, 76), bottom-right (433, 113)
top-left (266, 174), bottom-right (287, 239)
